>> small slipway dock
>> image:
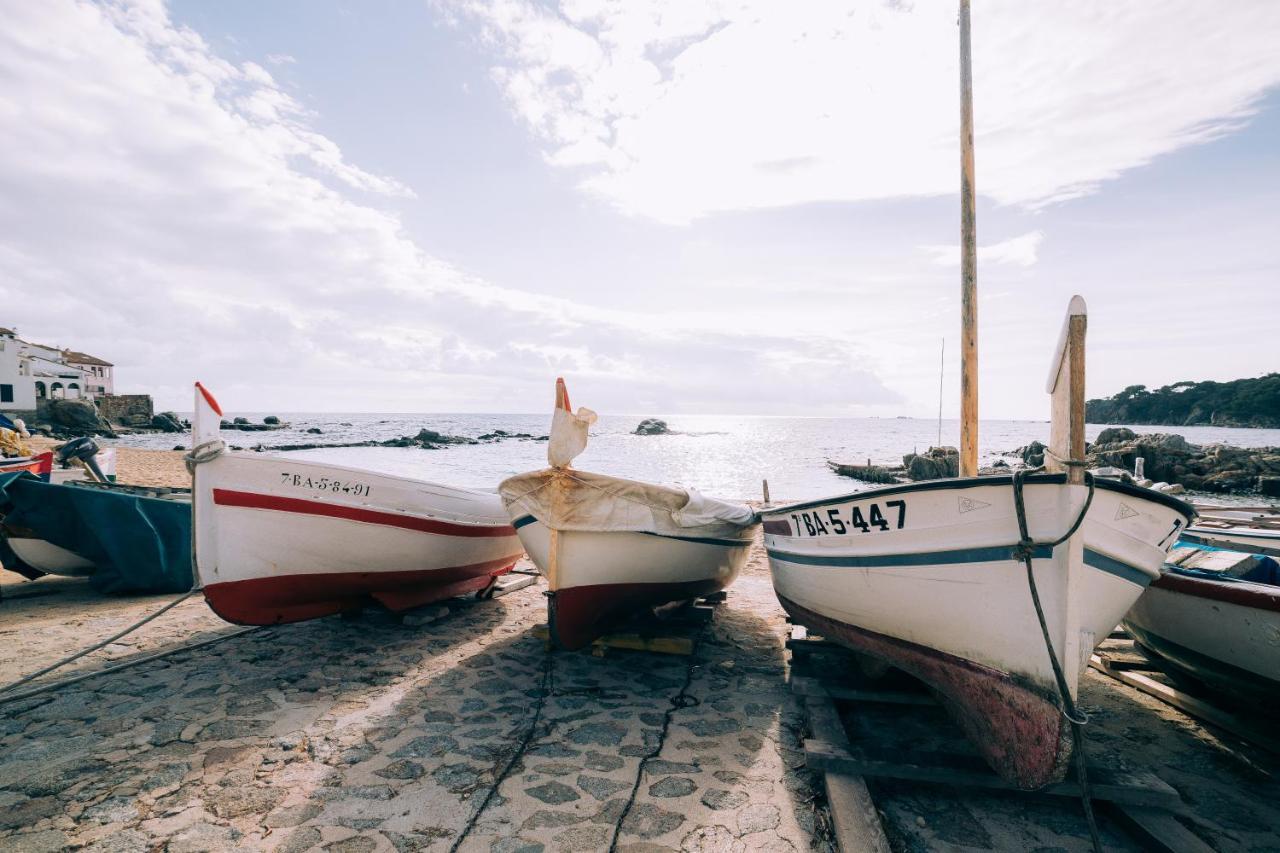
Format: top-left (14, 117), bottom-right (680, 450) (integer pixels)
top-left (2, 535), bottom-right (1278, 852)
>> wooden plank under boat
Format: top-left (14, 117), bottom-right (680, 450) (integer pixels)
top-left (190, 383), bottom-right (524, 625)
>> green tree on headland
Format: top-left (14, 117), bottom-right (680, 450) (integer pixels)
top-left (1086, 373), bottom-right (1280, 428)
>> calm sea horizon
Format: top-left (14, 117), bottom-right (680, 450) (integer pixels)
top-left (104, 414), bottom-right (1280, 503)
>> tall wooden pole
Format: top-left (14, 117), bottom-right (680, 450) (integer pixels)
top-left (958, 0), bottom-right (979, 477)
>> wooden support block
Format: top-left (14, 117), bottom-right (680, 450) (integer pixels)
top-left (590, 632), bottom-right (695, 657)
top-left (1089, 655), bottom-right (1280, 755)
top-left (1107, 805), bottom-right (1215, 853)
top-left (491, 574), bottom-right (538, 598)
top-left (800, 682), bottom-right (891, 852)
top-left (803, 740), bottom-right (1186, 811)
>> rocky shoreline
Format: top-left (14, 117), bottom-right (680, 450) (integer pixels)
top-left (830, 429), bottom-right (1280, 497)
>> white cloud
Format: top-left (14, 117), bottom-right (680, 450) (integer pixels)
top-left (920, 230), bottom-right (1044, 268)
top-left (450, 0), bottom-right (1280, 223)
top-left (0, 0), bottom-right (899, 414)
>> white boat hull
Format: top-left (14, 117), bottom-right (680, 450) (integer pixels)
top-left (6, 537), bottom-right (95, 576)
top-left (1182, 525), bottom-right (1280, 558)
top-left (511, 515), bottom-right (753, 648)
top-left (764, 474), bottom-right (1191, 788)
top-left (194, 450), bottom-right (524, 625)
top-left (1124, 568), bottom-right (1280, 700)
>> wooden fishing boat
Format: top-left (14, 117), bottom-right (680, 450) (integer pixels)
top-left (1181, 506), bottom-right (1280, 558)
top-left (1124, 546), bottom-right (1280, 701)
top-left (499, 379), bottom-right (756, 650)
top-left (0, 477), bottom-right (191, 589)
top-left (762, 6), bottom-right (1195, 793)
top-left (0, 452), bottom-right (53, 480)
top-left (190, 383), bottom-right (524, 625)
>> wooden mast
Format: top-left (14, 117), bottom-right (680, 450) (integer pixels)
top-left (958, 0), bottom-right (978, 477)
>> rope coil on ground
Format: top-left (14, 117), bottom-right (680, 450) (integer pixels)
top-left (1011, 466), bottom-right (1103, 853)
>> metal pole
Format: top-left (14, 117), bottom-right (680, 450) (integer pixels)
top-left (937, 337), bottom-right (945, 448)
top-left (958, 0), bottom-right (979, 477)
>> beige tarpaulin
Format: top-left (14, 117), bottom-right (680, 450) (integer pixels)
top-left (499, 468), bottom-right (756, 537)
top-left (508, 376), bottom-right (756, 536)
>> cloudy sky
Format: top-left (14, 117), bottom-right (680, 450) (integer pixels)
top-left (1, 0), bottom-right (1277, 416)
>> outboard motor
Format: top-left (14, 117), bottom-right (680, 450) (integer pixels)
top-left (56, 436), bottom-right (108, 483)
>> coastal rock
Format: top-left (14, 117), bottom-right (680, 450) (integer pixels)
top-left (264, 415), bottom-right (281, 425)
top-left (1021, 440), bottom-right (1046, 467)
top-left (45, 399), bottom-right (115, 437)
top-left (902, 447), bottom-right (959, 481)
top-left (1095, 427), bottom-right (1136, 445)
top-left (634, 418), bottom-right (672, 436)
top-left (233, 417), bottom-right (249, 425)
top-left (306, 427), bottom-right (322, 434)
top-left (151, 412), bottom-right (184, 433)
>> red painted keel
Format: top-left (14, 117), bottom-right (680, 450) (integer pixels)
top-left (202, 555), bottom-right (519, 625)
top-left (549, 578), bottom-right (726, 650)
top-left (779, 595), bottom-right (1072, 790)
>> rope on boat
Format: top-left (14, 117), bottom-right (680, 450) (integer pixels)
top-left (1012, 467), bottom-right (1103, 853)
top-left (0, 588), bottom-right (199, 697)
top-left (0, 625), bottom-right (260, 707)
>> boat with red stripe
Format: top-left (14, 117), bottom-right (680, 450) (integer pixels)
top-left (190, 382), bottom-right (524, 625)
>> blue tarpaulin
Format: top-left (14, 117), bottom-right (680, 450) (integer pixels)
top-left (0, 473), bottom-right (192, 594)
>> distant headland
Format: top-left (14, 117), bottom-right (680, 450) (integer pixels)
top-left (1086, 373), bottom-right (1280, 429)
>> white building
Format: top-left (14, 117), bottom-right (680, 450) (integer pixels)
top-left (62, 350), bottom-right (114, 396)
top-left (0, 326), bottom-right (113, 414)
top-left (0, 327), bottom-right (37, 412)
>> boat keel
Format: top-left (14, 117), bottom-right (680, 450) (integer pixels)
top-left (780, 595), bottom-right (1072, 790)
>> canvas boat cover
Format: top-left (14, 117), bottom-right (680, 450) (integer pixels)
top-left (0, 473), bottom-right (192, 594)
top-left (499, 468), bottom-right (757, 538)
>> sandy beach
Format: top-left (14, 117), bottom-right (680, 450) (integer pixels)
top-left (28, 437), bottom-right (189, 489)
top-left (1, 448), bottom-right (1277, 852)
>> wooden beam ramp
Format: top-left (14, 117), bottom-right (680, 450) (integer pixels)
top-left (1092, 632), bottom-right (1280, 756)
top-left (787, 626), bottom-right (1212, 853)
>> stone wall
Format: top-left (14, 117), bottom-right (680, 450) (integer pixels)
top-left (96, 393), bottom-right (154, 426)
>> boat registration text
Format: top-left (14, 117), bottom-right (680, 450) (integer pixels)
top-left (279, 472), bottom-right (372, 497)
top-left (781, 500), bottom-right (907, 537)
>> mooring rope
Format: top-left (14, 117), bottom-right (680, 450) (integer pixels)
top-left (605, 621), bottom-right (707, 853)
top-left (0, 625), bottom-right (260, 707)
top-left (0, 588), bottom-right (199, 696)
top-left (447, 650), bottom-right (553, 853)
top-left (1011, 466), bottom-right (1103, 853)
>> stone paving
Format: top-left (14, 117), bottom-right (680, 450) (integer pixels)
top-left (0, 554), bottom-right (830, 852)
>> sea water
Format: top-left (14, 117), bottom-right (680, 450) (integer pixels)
top-left (106, 414), bottom-right (1280, 503)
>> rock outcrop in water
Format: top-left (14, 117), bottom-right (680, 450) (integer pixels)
top-left (633, 418), bottom-right (672, 435)
top-left (253, 426), bottom-right (549, 453)
top-left (220, 418), bottom-right (290, 431)
top-left (903, 446), bottom-right (959, 480)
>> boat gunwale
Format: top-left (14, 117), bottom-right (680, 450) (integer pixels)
top-left (510, 512), bottom-right (755, 548)
top-left (1155, 566), bottom-right (1280, 613)
top-left (217, 446), bottom-right (503, 501)
top-left (760, 471), bottom-right (1195, 520)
